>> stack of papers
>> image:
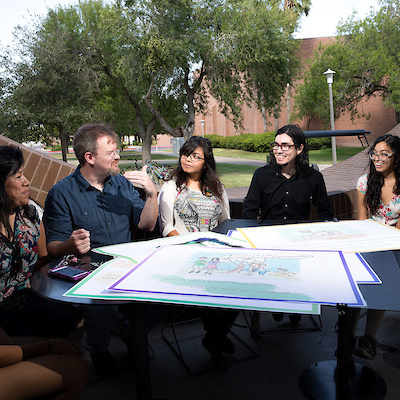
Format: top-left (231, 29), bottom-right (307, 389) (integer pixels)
top-left (64, 220), bottom-right (399, 313)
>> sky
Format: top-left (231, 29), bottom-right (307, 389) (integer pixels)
top-left (1, 0), bottom-right (380, 48)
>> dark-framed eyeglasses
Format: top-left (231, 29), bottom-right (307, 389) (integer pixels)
top-left (181, 154), bottom-right (205, 162)
top-left (271, 142), bottom-right (296, 152)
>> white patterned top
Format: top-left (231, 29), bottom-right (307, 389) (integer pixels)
top-left (356, 173), bottom-right (400, 226)
top-left (158, 180), bottom-right (230, 236)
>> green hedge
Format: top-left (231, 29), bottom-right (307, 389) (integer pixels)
top-left (205, 133), bottom-right (331, 152)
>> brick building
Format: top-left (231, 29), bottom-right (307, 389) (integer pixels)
top-left (192, 37), bottom-right (398, 147)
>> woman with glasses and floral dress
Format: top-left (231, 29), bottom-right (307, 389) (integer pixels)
top-left (158, 136), bottom-right (237, 365)
top-left (353, 134), bottom-right (400, 360)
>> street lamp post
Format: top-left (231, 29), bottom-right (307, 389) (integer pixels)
top-left (200, 119), bottom-right (205, 138)
top-left (323, 68), bottom-right (337, 165)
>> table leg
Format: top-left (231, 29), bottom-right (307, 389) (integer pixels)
top-left (299, 305), bottom-right (386, 400)
top-left (130, 303), bottom-right (152, 400)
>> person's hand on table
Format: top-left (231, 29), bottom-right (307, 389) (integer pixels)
top-left (67, 228), bottom-right (91, 255)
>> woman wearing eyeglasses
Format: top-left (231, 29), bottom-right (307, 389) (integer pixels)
top-left (159, 136), bottom-right (230, 236)
top-left (158, 136), bottom-right (236, 365)
top-left (0, 146), bottom-right (87, 399)
top-left (353, 134), bottom-right (400, 360)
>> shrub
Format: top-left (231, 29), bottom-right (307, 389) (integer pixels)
top-left (206, 133), bottom-right (331, 152)
top-left (307, 137), bottom-right (331, 150)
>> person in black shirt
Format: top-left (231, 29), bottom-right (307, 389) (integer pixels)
top-left (243, 124), bottom-right (334, 326)
top-left (243, 124), bottom-right (333, 222)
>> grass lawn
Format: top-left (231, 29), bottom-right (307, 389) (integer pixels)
top-left (309, 147), bottom-right (365, 164)
top-left (217, 164), bottom-right (258, 188)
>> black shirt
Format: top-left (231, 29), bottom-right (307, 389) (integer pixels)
top-left (242, 165), bottom-right (334, 221)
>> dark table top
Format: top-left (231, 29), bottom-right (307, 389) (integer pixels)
top-left (31, 251), bottom-right (130, 305)
top-left (32, 220), bottom-right (400, 312)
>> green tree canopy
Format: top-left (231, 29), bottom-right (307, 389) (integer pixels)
top-left (1, 0), bottom-right (303, 161)
top-left (295, 0), bottom-right (400, 126)
top-left (0, 10), bottom-right (99, 161)
top-left (124, 0), bottom-right (300, 135)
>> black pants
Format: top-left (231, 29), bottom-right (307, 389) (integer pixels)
top-left (199, 309), bottom-right (239, 339)
top-left (0, 290), bottom-right (75, 338)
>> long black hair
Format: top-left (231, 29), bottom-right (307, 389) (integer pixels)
top-left (0, 146), bottom-right (24, 239)
top-left (270, 124), bottom-right (312, 176)
top-left (365, 134), bottom-right (400, 215)
top-left (169, 136), bottom-right (223, 199)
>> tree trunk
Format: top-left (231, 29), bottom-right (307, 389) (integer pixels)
top-left (274, 105), bottom-right (279, 131)
top-left (286, 83), bottom-right (291, 124)
top-left (143, 66), bottom-right (205, 141)
top-left (396, 110), bottom-right (400, 124)
top-left (261, 106), bottom-right (268, 133)
top-left (59, 127), bottom-right (69, 163)
top-left (141, 117), bottom-right (157, 164)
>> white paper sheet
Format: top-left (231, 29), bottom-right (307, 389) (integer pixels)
top-left (64, 256), bottom-right (321, 313)
top-left (238, 220), bottom-right (400, 253)
top-left (94, 231), bottom-right (248, 263)
top-left (109, 245), bottom-right (365, 307)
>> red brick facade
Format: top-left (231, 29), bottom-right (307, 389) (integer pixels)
top-left (193, 37), bottom-right (398, 147)
top-left (0, 136), bottom-right (75, 208)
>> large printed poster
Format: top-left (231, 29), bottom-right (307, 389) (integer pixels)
top-left (238, 220), bottom-right (400, 253)
top-left (109, 245), bottom-right (365, 307)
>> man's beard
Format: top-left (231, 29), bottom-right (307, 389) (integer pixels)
top-left (109, 165), bottom-right (120, 176)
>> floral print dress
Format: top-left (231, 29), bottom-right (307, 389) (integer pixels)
top-left (356, 173), bottom-right (400, 226)
top-left (0, 205), bottom-right (40, 308)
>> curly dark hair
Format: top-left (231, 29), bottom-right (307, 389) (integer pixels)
top-left (270, 124), bottom-right (312, 177)
top-left (365, 134), bottom-right (400, 215)
top-left (169, 136), bottom-right (223, 199)
top-left (0, 146), bottom-right (25, 239)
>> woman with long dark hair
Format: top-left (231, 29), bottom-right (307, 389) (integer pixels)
top-left (354, 134), bottom-right (400, 359)
top-left (158, 136), bottom-right (236, 365)
top-left (159, 136), bottom-right (229, 236)
top-left (0, 145), bottom-right (87, 399)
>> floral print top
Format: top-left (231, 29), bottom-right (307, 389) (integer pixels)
top-left (0, 205), bottom-right (40, 307)
top-left (356, 173), bottom-right (400, 227)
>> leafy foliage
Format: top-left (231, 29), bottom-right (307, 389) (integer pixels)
top-left (295, 0), bottom-right (400, 126)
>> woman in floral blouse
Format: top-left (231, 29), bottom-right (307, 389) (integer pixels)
top-left (0, 146), bottom-right (87, 399)
top-left (0, 146), bottom-right (74, 337)
top-left (354, 134), bottom-right (400, 360)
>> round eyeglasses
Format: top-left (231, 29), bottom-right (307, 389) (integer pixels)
top-left (369, 151), bottom-right (393, 161)
top-left (94, 150), bottom-right (120, 159)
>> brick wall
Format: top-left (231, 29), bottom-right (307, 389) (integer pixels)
top-left (0, 135), bottom-right (75, 208)
top-left (193, 37), bottom-right (398, 146)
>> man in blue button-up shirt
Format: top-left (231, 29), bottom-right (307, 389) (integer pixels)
top-left (44, 123), bottom-right (158, 373)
